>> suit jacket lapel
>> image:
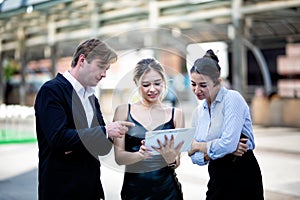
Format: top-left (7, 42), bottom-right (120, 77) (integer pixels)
top-left (88, 95), bottom-right (96, 127)
top-left (55, 73), bottom-right (101, 129)
top-left (72, 91), bottom-right (89, 129)
top-left (89, 95), bottom-right (103, 127)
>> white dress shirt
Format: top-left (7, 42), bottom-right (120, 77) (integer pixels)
top-left (63, 70), bottom-right (95, 128)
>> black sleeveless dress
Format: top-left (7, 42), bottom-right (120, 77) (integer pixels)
top-left (120, 104), bottom-right (183, 200)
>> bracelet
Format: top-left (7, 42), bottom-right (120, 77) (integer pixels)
top-left (167, 160), bottom-right (177, 168)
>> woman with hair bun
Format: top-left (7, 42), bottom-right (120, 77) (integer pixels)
top-left (188, 50), bottom-right (264, 200)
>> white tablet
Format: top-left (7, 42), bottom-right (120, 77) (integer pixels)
top-left (145, 128), bottom-right (195, 155)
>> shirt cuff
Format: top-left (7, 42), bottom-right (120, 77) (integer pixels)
top-left (190, 152), bottom-right (208, 166)
top-left (206, 140), bottom-right (212, 153)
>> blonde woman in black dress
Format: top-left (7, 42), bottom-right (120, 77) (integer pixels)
top-left (113, 58), bottom-right (184, 200)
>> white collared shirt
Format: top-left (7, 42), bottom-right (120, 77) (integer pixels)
top-left (63, 70), bottom-right (95, 127)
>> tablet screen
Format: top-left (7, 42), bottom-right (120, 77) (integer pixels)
top-left (145, 128), bottom-right (195, 155)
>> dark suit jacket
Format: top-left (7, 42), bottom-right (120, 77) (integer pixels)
top-left (34, 73), bottom-right (112, 200)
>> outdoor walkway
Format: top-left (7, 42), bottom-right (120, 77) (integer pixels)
top-left (0, 104), bottom-right (300, 199)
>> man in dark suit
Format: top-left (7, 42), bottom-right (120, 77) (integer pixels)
top-left (34, 39), bottom-right (134, 200)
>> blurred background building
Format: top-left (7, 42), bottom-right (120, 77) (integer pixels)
top-left (1, 0), bottom-right (300, 127)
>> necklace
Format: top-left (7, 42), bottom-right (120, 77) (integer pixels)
top-left (139, 99), bottom-right (163, 109)
top-left (133, 101), bottom-right (169, 130)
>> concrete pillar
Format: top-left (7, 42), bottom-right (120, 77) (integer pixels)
top-left (16, 26), bottom-right (26, 106)
top-left (89, 0), bottom-right (99, 38)
top-left (47, 19), bottom-right (57, 77)
top-left (50, 45), bottom-right (57, 76)
top-left (146, 0), bottom-right (159, 54)
top-left (231, 0), bottom-right (247, 98)
top-left (0, 40), bottom-right (3, 104)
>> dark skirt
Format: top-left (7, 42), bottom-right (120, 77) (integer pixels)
top-left (207, 150), bottom-right (264, 200)
top-left (121, 167), bottom-right (183, 200)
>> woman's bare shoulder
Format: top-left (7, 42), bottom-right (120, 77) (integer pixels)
top-left (115, 103), bottom-right (129, 112)
top-left (113, 104), bottom-right (129, 121)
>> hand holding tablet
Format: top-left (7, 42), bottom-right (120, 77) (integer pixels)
top-left (145, 128), bottom-right (195, 155)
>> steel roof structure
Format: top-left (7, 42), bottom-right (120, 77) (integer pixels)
top-left (1, 0), bottom-right (300, 104)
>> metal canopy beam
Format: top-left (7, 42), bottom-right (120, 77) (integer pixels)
top-left (0, 0), bottom-right (300, 103)
top-left (0, 0), bottom-right (299, 51)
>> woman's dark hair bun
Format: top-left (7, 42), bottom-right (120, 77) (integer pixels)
top-left (204, 49), bottom-right (219, 63)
